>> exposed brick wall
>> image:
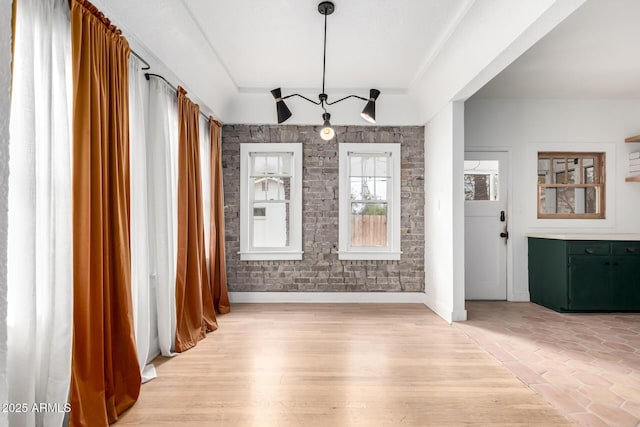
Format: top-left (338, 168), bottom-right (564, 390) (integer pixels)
top-left (222, 125), bottom-right (424, 292)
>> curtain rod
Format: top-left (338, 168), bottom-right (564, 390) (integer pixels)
top-left (145, 73), bottom-right (222, 126)
top-left (130, 49), bottom-right (150, 70)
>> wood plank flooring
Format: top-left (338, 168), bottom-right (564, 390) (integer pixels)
top-left (118, 304), bottom-right (571, 426)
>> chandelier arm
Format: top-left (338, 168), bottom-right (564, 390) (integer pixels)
top-left (325, 94), bottom-right (368, 106)
top-left (282, 93), bottom-right (322, 105)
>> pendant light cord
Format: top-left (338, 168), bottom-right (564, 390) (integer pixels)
top-left (321, 12), bottom-right (328, 112)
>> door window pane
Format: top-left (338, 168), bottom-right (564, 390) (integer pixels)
top-left (464, 160), bottom-right (499, 201)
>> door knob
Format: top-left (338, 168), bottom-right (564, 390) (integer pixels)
top-left (500, 231), bottom-right (509, 239)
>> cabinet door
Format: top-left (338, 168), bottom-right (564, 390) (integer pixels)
top-left (568, 255), bottom-right (611, 310)
top-left (611, 255), bottom-right (640, 310)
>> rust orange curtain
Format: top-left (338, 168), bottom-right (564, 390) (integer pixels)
top-left (69, 0), bottom-right (141, 425)
top-left (209, 118), bottom-right (230, 314)
top-left (175, 87), bottom-right (218, 352)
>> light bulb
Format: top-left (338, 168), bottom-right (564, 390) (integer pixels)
top-left (320, 112), bottom-right (335, 140)
top-left (320, 125), bottom-right (335, 141)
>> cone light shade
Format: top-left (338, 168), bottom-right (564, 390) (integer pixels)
top-left (271, 88), bottom-right (292, 124)
top-left (320, 113), bottom-right (335, 141)
top-left (360, 89), bottom-right (380, 124)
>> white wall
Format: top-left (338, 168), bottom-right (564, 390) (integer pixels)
top-left (424, 102), bottom-right (467, 323)
top-left (412, 0), bottom-right (585, 122)
top-left (465, 98), bottom-right (640, 301)
top-left (0, 0), bottom-right (11, 424)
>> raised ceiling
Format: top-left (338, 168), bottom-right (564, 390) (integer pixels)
top-left (184, 0), bottom-right (470, 91)
top-left (89, 0), bottom-right (589, 123)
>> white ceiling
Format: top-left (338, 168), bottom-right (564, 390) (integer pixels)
top-left (183, 0), bottom-right (470, 91)
top-left (474, 0), bottom-right (640, 99)
top-left (89, 0), bottom-right (596, 123)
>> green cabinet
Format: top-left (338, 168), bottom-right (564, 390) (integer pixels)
top-left (528, 238), bottom-right (640, 312)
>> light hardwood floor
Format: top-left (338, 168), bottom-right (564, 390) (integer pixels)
top-left (119, 304), bottom-right (571, 426)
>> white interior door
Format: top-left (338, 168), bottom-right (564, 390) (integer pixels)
top-left (464, 151), bottom-right (508, 300)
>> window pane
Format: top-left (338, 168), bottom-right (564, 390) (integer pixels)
top-left (253, 178), bottom-right (267, 201)
top-left (464, 174), bottom-right (490, 200)
top-left (351, 203), bottom-right (387, 247)
top-left (279, 154), bottom-right (292, 175)
top-left (538, 158), bottom-right (551, 183)
top-left (556, 187), bottom-right (574, 213)
top-left (251, 154), bottom-right (292, 176)
top-left (372, 178), bottom-right (388, 200)
top-left (252, 202), bottom-right (290, 247)
top-left (362, 156), bottom-right (375, 176)
top-left (350, 177), bottom-right (387, 201)
top-left (350, 177), bottom-right (363, 200)
top-left (349, 156), bottom-right (362, 176)
top-left (555, 158), bottom-right (578, 184)
top-left (583, 164), bottom-right (595, 184)
top-left (265, 156), bottom-right (279, 174)
top-left (280, 177), bottom-right (291, 200)
top-left (586, 187), bottom-right (597, 213)
top-left (375, 156), bottom-right (388, 177)
top-left (464, 160), bottom-right (499, 201)
top-left (253, 177), bottom-right (289, 201)
top-left (252, 155), bottom-right (267, 175)
top-left (540, 187), bottom-right (600, 215)
top-left (552, 158), bottom-right (565, 177)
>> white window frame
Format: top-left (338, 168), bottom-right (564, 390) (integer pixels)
top-left (239, 143), bottom-right (303, 261)
top-left (338, 143), bottom-right (402, 260)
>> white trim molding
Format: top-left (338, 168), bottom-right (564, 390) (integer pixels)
top-left (239, 143), bottom-right (303, 261)
top-left (229, 292), bottom-right (428, 304)
top-left (338, 143), bottom-right (402, 260)
top-left (424, 293), bottom-right (468, 324)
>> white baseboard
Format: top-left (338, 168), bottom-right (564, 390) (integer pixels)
top-left (452, 308), bottom-right (468, 322)
top-left (509, 291), bottom-right (531, 302)
top-left (424, 294), bottom-right (456, 324)
top-left (229, 291), bottom-right (427, 304)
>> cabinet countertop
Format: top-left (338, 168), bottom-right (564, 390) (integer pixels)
top-left (526, 233), bottom-right (640, 241)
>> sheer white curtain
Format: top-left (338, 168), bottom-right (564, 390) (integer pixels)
top-left (128, 55), bottom-right (157, 382)
top-left (146, 77), bottom-right (179, 356)
top-left (7, 0), bottom-right (73, 426)
top-left (199, 115), bottom-right (212, 270)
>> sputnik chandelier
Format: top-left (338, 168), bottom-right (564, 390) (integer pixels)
top-left (270, 1), bottom-right (380, 141)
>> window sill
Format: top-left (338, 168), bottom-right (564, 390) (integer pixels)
top-left (337, 251), bottom-right (402, 261)
top-left (239, 251), bottom-right (303, 261)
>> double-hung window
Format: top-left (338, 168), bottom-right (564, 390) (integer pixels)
top-left (537, 152), bottom-right (605, 219)
top-left (338, 143), bottom-right (401, 260)
top-left (239, 143), bottom-right (302, 260)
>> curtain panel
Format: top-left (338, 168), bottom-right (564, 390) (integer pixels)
top-left (128, 55), bottom-right (157, 382)
top-left (146, 76), bottom-right (179, 357)
top-left (199, 116), bottom-right (211, 272)
top-left (69, 0), bottom-right (141, 424)
top-left (209, 119), bottom-right (231, 314)
top-left (7, 0), bottom-right (73, 425)
top-left (174, 87), bottom-right (218, 353)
